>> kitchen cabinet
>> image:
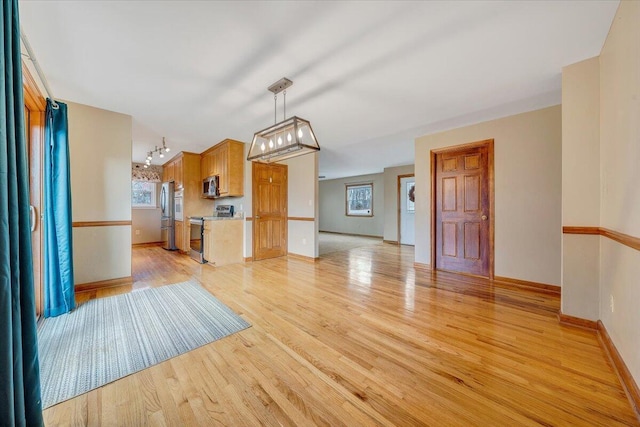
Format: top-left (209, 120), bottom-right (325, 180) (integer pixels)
top-left (200, 139), bottom-right (244, 198)
top-left (175, 220), bottom-right (183, 252)
top-left (163, 156), bottom-right (183, 189)
top-left (173, 157), bottom-right (183, 189)
top-left (203, 219), bottom-right (243, 267)
top-left (163, 151), bottom-right (214, 253)
top-left (202, 226), bottom-right (211, 262)
top-left (164, 161), bottom-right (175, 183)
top-left (215, 144), bottom-right (229, 194)
top-left (201, 152), bottom-right (214, 179)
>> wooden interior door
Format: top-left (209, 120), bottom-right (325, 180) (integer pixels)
top-left (23, 64), bottom-right (46, 317)
top-left (432, 140), bottom-right (493, 277)
top-left (252, 162), bottom-right (287, 261)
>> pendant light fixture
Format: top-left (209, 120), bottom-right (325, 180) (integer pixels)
top-left (247, 77), bottom-right (320, 163)
top-left (144, 137), bottom-right (171, 168)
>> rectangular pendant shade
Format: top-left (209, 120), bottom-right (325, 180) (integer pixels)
top-left (247, 116), bottom-right (320, 163)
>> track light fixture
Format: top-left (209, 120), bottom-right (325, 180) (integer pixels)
top-left (144, 137), bottom-right (171, 168)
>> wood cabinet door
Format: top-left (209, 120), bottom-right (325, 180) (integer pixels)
top-left (203, 225), bottom-right (211, 262)
top-left (434, 141), bottom-right (493, 277)
top-left (200, 139), bottom-right (244, 198)
top-left (175, 220), bottom-right (184, 252)
top-left (227, 140), bottom-right (244, 197)
top-left (174, 157), bottom-right (183, 189)
top-left (216, 145), bottom-right (228, 195)
top-left (253, 162), bottom-right (287, 261)
top-left (201, 153), bottom-right (212, 179)
top-left (164, 162), bottom-right (175, 183)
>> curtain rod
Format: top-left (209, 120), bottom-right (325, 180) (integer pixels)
top-left (20, 29), bottom-right (59, 109)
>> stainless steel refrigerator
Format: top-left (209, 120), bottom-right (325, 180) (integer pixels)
top-left (160, 181), bottom-right (177, 250)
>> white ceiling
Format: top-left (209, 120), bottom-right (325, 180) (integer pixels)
top-left (19, 1), bottom-right (617, 180)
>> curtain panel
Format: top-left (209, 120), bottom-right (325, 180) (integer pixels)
top-left (0, 0), bottom-right (44, 424)
top-left (43, 99), bottom-right (75, 318)
top-left (132, 163), bottom-right (162, 182)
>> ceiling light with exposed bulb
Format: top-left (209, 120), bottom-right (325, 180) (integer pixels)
top-left (247, 77), bottom-right (320, 163)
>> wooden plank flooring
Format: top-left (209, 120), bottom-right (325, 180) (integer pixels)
top-left (44, 244), bottom-right (639, 426)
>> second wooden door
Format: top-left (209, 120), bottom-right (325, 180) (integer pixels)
top-left (433, 140), bottom-right (493, 277)
top-left (252, 162), bottom-right (288, 261)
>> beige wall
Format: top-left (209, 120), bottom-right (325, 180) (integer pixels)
top-left (73, 226), bottom-right (131, 283)
top-left (382, 164), bottom-right (415, 242)
top-left (414, 106), bottom-right (562, 285)
top-left (67, 101), bottom-right (132, 284)
top-left (131, 162), bottom-right (162, 244)
top-left (600, 1), bottom-right (640, 237)
top-left (319, 173), bottom-right (385, 237)
top-left (562, 235), bottom-right (600, 320)
top-left (561, 0), bottom-right (639, 388)
top-left (598, 0), bottom-right (640, 386)
top-left (562, 58), bottom-right (601, 226)
top-left (131, 184), bottom-right (161, 244)
top-left (561, 57), bottom-right (601, 320)
top-left (285, 153), bottom-right (319, 258)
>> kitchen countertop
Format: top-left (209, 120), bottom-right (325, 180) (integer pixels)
top-left (201, 216), bottom-right (243, 221)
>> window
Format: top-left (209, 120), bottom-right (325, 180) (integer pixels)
top-left (132, 181), bottom-right (157, 208)
top-left (346, 183), bottom-right (373, 216)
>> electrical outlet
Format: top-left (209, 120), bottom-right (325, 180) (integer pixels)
top-left (302, 238), bottom-right (307, 245)
top-left (135, 229), bottom-right (141, 236)
top-left (610, 295), bottom-right (615, 313)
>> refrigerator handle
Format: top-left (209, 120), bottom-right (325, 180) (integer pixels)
top-left (161, 186), bottom-right (166, 213)
top-left (29, 205), bottom-right (36, 232)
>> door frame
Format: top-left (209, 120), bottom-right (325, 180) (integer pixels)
top-left (22, 63), bottom-right (46, 317)
top-left (430, 139), bottom-right (495, 278)
top-left (397, 173), bottom-right (415, 245)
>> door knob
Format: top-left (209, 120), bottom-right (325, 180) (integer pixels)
top-left (255, 215), bottom-right (260, 219)
top-left (481, 215), bottom-right (488, 221)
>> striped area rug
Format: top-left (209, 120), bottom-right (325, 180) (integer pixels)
top-left (37, 280), bottom-right (250, 409)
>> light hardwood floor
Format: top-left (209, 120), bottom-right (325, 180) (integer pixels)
top-left (318, 231), bottom-right (382, 256)
top-left (45, 244), bottom-right (638, 426)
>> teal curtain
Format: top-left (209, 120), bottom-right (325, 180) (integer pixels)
top-left (0, 0), bottom-right (44, 425)
top-left (43, 99), bottom-right (75, 317)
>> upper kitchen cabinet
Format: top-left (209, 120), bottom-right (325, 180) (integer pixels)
top-left (164, 160), bottom-right (175, 184)
top-left (173, 156), bottom-right (183, 189)
top-left (200, 139), bottom-right (244, 198)
top-left (162, 154), bottom-right (184, 188)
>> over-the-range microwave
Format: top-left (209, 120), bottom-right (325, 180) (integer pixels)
top-left (202, 175), bottom-right (219, 198)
